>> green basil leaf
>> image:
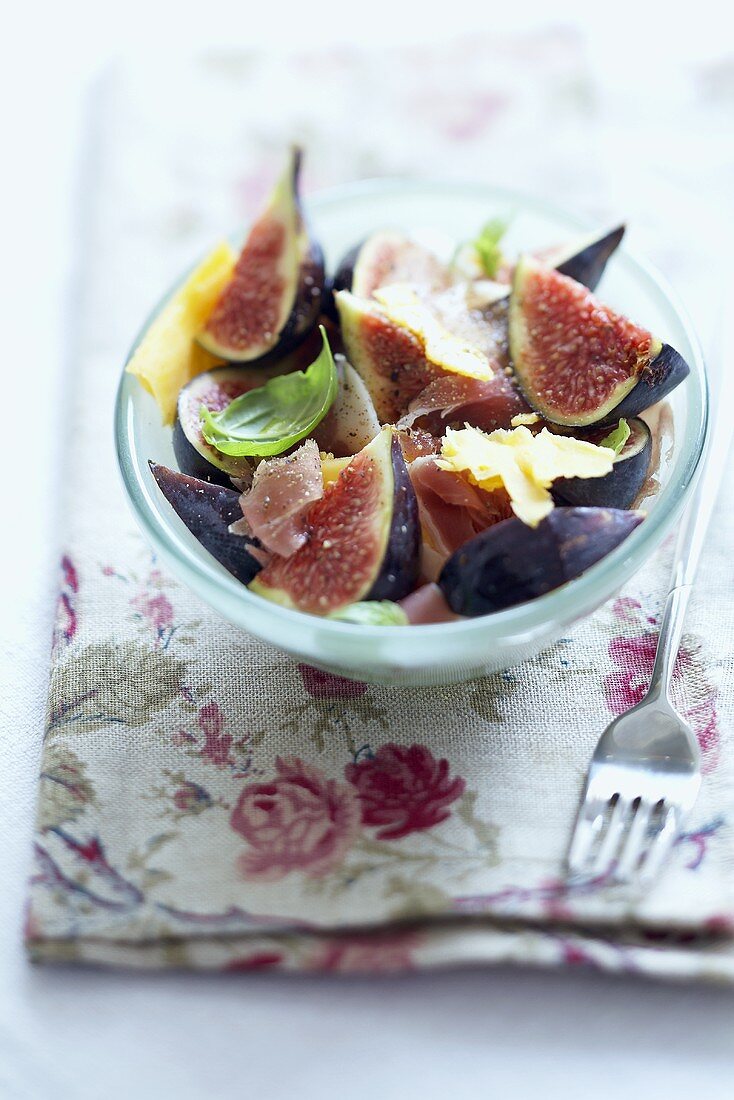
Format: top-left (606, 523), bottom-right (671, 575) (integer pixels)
top-left (329, 601), bottom-right (409, 626)
top-left (473, 217), bottom-right (509, 278)
top-left (200, 327), bottom-right (337, 457)
top-left (599, 418), bottom-right (630, 456)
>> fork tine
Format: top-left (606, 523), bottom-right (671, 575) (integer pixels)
top-left (614, 800), bottom-right (655, 882)
top-left (638, 805), bottom-right (680, 885)
top-left (567, 803), bottom-right (605, 874)
top-left (591, 796), bottom-right (631, 878)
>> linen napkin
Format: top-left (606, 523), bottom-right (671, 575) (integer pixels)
top-left (27, 34), bottom-right (734, 980)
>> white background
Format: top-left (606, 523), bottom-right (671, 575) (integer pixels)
top-left (2, 3), bottom-right (733, 1097)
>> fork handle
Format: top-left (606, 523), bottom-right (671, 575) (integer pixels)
top-left (646, 582), bottom-right (693, 700)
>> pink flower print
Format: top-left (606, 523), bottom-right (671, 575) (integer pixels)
top-left (52, 554), bottom-right (79, 652)
top-left (605, 634), bottom-right (659, 712)
top-left (686, 696), bottom-right (719, 761)
top-left (61, 555), bottom-right (79, 592)
top-left (605, 633), bottom-right (720, 770)
top-left (130, 589), bottom-right (175, 648)
top-left (345, 743), bottom-right (466, 841)
top-left (705, 915), bottom-right (733, 935)
top-left (146, 594), bottom-right (174, 630)
top-left (315, 931), bottom-right (422, 973)
top-left (231, 757), bottom-right (361, 881)
top-left (198, 702), bottom-right (233, 767)
top-left (173, 781), bottom-right (212, 814)
top-left (131, 592), bottom-right (173, 631)
top-left (55, 595), bottom-right (77, 648)
top-left (298, 664), bottom-right (368, 699)
top-left (559, 941), bottom-right (598, 969)
top-left (612, 596), bottom-right (642, 622)
top-left (225, 952), bottom-right (284, 972)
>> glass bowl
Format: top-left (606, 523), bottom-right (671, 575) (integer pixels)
top-left (115, 179), bottom-right (708, 686)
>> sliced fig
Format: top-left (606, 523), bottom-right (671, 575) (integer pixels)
top-left (372, 284), bottom-right (493, 379)
top-left (438, 506), bottom-right (643, 616)
top-left (250, 428), bottom-right (420, 615)
top-left (311, 354), bottom-right (381, 456)
top-left (174, 365), bottom-right (278, 484)
top-left (333, 230), bottom-right (450, 299)
top-left (149, 463), bottom-right (265, 584)
top-left (454, 224), bottom-right (624, 295)
top-left (197, 148), bottom-right (325, 363)
top-left (384, 225), bottom-right (625, 425)
top-left (509, 257), bottom-right (690, 427)
top-left (336, 286), bottom-right (533, 431)
top-left (552, 418), bottom-right (652, 509)
top-left (336, 290), bottom-right (437, 423)
top-left (538, 225), bottom-right (625, 291)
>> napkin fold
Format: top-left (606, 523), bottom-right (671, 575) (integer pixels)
top-left (27, 35), bottom-right (734, 980)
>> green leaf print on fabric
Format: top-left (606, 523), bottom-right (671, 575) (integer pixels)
top-left (46, 641), bottom-right (189, 734)
top-left (37, 745), bottom-right (96, 833)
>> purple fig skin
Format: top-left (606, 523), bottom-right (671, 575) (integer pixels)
top-left (554, 225), bottom-right (625, 291)
top-left (553, 419), bottom-right (652, 510)
top-left (367, 435), bottom-right (422, 601)
top-left (438, 506), bottom-right (643, 616)
top-left (322, 240), bottom-right (361, 322)
top-left (278, 236), bottom-right (326, 356)
top-left (149, 462), bottom-right (263, 585)
top-left (601, 344), bottom-right (689, 424)
top-left (172, 418), bottom-right (231, 485)
top-left (173, 366), bottom-right (261, 486)
top-left (331, 240), bottom-right (362, 297)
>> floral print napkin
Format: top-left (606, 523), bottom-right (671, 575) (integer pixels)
top-left (26, 35), bottom-right (734, 979)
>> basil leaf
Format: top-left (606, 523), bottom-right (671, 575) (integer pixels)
top-left (200, 327), bottom-right (337, 457)
top-left (473, 217), bottom-right (509, 278)
top-left (329, 601), bottom-right (409, 626)
top-left (599, 419), bottom-right (630, 455)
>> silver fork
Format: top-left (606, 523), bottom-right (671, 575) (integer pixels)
top-left (568, 317), bottom-right (732, 886)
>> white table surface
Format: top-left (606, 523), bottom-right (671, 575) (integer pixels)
top-left (3, 6), bottom-right (733, 1098)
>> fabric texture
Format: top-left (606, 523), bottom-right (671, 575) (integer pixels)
top-left (26, 35), bottom-right (734, 979)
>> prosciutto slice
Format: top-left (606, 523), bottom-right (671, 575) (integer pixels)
top-left (397, 371), bottom-right (531, 434)
top-left (233, 438), bottom-right (323, 558)
top-left (399, 583), bottom-right (461, 625)
top-left (409, 456), bottom-right (512, 557)
top-left (394, 427), bottom-right (441, 464)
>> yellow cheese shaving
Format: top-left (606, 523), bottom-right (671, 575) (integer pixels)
top-left (320, 454), bottom-right (351, 487)
top-left (510, 412), bottom-right (540, 427)
top-left (126, 242), bottom-right (236, 424)
top-left (438, 425), bottom-right (615, 527)
top-left (373, 284), bottom-right (493, 381)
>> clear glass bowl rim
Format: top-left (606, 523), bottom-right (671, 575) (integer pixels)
top-left (115, 176), bottom-right (709, 662)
